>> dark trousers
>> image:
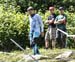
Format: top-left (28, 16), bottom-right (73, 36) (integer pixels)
top-left (56, 31), bottom-right (66, 48)
top-left (31, 37), bottom-right (40, 55)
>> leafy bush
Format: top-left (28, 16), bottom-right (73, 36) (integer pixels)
top-left (0, 4), bottom-right (29, 51)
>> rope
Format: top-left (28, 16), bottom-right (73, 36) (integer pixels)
top-left (67, 27), bottom-right (75, 29)
top-left (57, 29), bottom-right (68, 36)
top-left (57, 28), bottom-right (75, 37)
top-left (10, 38), bottom-right (38, 62)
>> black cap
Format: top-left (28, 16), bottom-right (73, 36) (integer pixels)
top-left (59, 7), bottom-right (64, 10)
top-left (27, 7), bottom-right (34, 11)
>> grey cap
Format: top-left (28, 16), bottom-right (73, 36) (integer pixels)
top-left (27, 6), bottom-right (34, 11)
top-left (59, 7), bottom-right (64, 10)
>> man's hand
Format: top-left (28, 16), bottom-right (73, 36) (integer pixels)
top-left (54, 21), bottom-right (58, 24)
top-left (49, 20), bottom-right (53, 24)
top-left (58, 19), bottom-right (66, 24)
top-left (54, 20), bottom-right (62, 24)
top-left (45, 20), bottom-right (53, 24)
top-left (41, 32), bottom-right (44, 37)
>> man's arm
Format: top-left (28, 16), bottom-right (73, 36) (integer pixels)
top-left (45, 18), bottom-right (54, 24)
top-left (37, 15), bottom-right (44, 36)
top-left (54, 16), bottom-right (66, 24)
top-left (57, 17), bottom-right (66, 24)
top-left (54, 16), bottom-right (58, 24)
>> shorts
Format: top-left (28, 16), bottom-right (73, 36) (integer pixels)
top-left (45, 27), bottom-right (56, 40)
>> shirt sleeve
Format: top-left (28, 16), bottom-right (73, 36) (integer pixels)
top-left (29, 18), bottom-right (35, 41)
top-left (29, 17), bottom-right (35, 33)
top-left (37, 14), bottom-right (44, 32)
top-left (30, 20), bottom-right (35, 33)
top-left (63, 15), bottom-right (67, 24)
top-left (64, 14), bottom-right (67, 22)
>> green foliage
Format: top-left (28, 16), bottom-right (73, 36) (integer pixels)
top-left (0, 49), bottom-right (75, 62)
top-left (15, 0), bottom-right (75, 13)
top-left (1, 0), bottom-right (75, 13)
top-left (0, 4), bottom-right (29, 51)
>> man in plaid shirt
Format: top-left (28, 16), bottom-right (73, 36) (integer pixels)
top-left (27, 7), bottom-right (44, 55)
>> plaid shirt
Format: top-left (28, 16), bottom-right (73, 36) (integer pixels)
top-left (29, 14), bottom-right (44, 41)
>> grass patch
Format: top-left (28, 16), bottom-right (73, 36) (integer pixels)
top-left (0, 48), bottom-right (75, 62)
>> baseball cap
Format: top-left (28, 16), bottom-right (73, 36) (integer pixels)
top-left (27, 7), bottom-right (34, 11)
top-left (59, 7), bottom-right (64, 10)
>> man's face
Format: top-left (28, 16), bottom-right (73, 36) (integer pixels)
top-left (28, 10), bottom-right (34, 15)
top-left (59, 10), bottom-right (64, 14)
top-left (49, 9), bottom-right (54, 14)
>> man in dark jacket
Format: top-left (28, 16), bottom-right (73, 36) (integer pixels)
top-left (45, 6), bottom-right (56, 49)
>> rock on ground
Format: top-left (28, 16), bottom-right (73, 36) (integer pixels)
top-left (23, 54), bottom-right (48, 62)
top-left (55, 50), bottom-right (73, 59)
